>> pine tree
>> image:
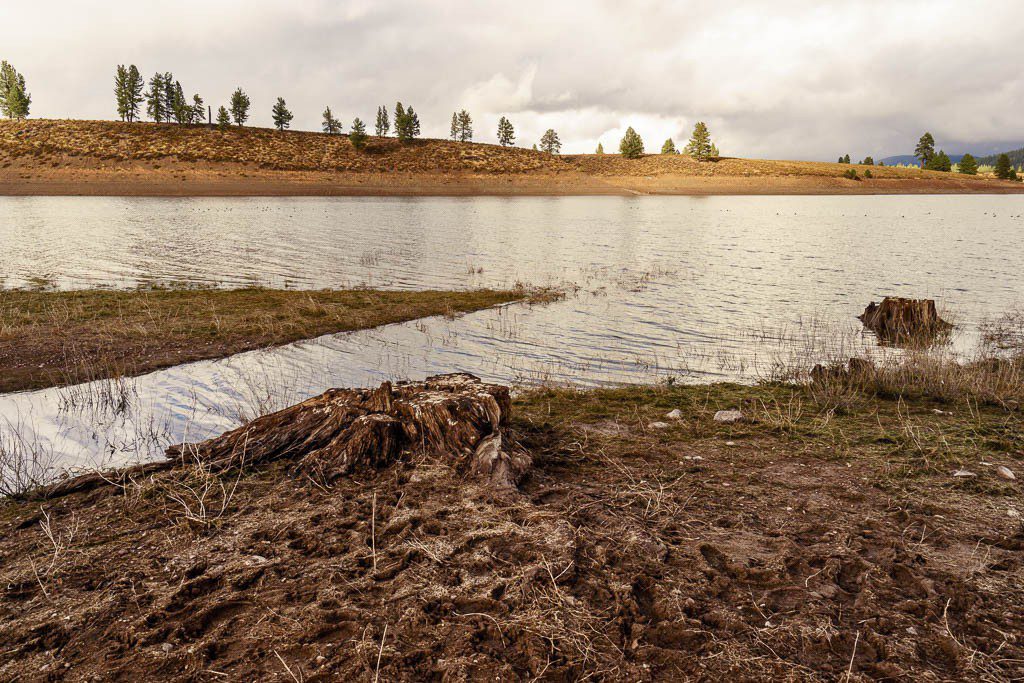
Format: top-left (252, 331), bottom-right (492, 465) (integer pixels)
top-left (0, 61), bottom-right (31, 119)
top-left (191, 94), bottom-right (205, 124)
top-left (322, 106), bottom-right (341, 134)
top-left (838, 156), bottom-right (845, 163)
top-left (595, 143), bottom-right (604, 154)
top-left (539, 129), bottom-right (561, 154)
top-left (162, 73), bottom-right (177, 121)
top-left (145, 73), bottom-right (167, 122)
top-left (685, 121), bottom-right (715, 161)
top-left (272, 97), bottom-right (293, 131)
top-left (230, 88), bottom-right (251, 126)
top-left (994, 153), bottom-right (1014, 180)
top-left (957, 153), bottom-right (978, 175)
top-left (395, 103), bottom-right (419, 143)
top-left (862, 156), bottom-right (874, 165)
top-left (216, 106), bottom-right (232, 130)
top-left (915, 132), bottom-right (936, 167)
top-left (926, 150), bottom-right (951, 172)
top-left (375, 106), bottom-right (389, 136)
top-left (114, 65), bottom-right (130, 121)
top-left (532, 143), bottom-right (538, 151)
top-left (450, 112), bottom-right (459, 140)
top-left (619, 127), bottom-right (644, 158)
top-left (170, 81), bottom-right (191, 124)
top-left (843, 154), bottom-right (851, 164)
top-left (456, 110), bottom-right (473, 142)
top-left (349, 117), bottom-right (368, 150)
top-left (661, 138), bottom-right (677, 154)
top-left (497, 117), bottom-right (515, 146)
top-left (126, 65), bottom-right (143, 122)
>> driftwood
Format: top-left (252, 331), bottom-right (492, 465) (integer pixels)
top-left (167, 373), bottom-right (530, 490)
top-left (858, 297), bottom-right (951, 345)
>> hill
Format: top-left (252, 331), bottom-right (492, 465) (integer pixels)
top-left (978, 146), bottom-right (1024, 169)
top-left (2, 119), bottom-right (1023, 196)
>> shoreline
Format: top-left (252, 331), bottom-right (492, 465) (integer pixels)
top-left (3, 168), bottom-right (1024, 197)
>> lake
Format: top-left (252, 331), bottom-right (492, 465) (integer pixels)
top-left (1, 194), bottom-right (1022, 473)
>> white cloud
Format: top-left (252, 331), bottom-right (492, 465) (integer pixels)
top-left (1, 0), bottom-right (1023, 159)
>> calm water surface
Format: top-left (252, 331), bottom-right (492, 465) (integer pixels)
top-left (1, 195), bottom-right (1022, 473)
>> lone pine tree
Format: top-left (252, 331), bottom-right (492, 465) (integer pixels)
top-left (497, 116), bottom-right (515, 146)
top-left (272, 97), bottom-right (294, 131)
top-left (349, 117), bottom-right (368, 150)
top-left (915, 132), bottom-right (936, 167)
top-left (685, 121), bottom-right (716, 161)
top-left (619, 127), bottom-right (644, 158)
top-left (230, 88), bottom-right (251, 126)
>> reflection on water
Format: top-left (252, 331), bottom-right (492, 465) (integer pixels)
top-left (1, 194), bottom-right (1022, 473)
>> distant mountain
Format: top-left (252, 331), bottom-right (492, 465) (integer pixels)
top-left (881, 140), bottom-right (1024, 168)
top-left (879, 154), bottom-right (964, 167)
top-left (977, 147), bottom-right (1024, 168)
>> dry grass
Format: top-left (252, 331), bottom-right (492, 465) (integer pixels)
top-left (0, 119), bottom-right (1000, 185)
top-left (0, 286), bottom-right (530, 393)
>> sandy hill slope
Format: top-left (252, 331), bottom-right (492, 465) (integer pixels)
top-left (2, 119), bottom-right (1022, 196)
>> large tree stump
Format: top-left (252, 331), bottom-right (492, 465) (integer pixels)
top-left (858, 297), bottom-right (952, 345)
top-left (167, 373), bottom-right (530, 490)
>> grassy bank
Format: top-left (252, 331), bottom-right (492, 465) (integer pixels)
top-left (0, 375), bottom-right (1021, 680)
top-left (0, 287), bottom-right (529, 393)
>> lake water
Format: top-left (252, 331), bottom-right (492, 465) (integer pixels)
top-left (1, 195), bottom-right (1022, 475)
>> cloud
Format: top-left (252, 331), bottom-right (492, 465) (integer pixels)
top-left (1, 0), bottom-right (1023, 158)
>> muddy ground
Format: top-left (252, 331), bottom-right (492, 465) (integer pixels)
top-left (1, 382), bottom-right (1022, 681)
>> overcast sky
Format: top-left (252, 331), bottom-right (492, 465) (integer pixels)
top-left (2, 0), bottom-right (1022, 159)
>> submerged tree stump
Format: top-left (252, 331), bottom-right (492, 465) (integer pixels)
top-left (167, 373), bottom-right (530, 490)
top-left (858, 297), bottom-right (952, 345)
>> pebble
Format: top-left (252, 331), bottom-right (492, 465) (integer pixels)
top-left (160, 643), bottom-right (173, 653)
top-left (249, 555), bottom-right (269, 564)
top-left (997, 466), bottom-right (1016, 481)
top-left (952, 469), bottom-right (976, 478)
top-left (932, 409), bottom-right (952, 415)
top-left (666, 409), bottom-right (684, 420)
top-left (649, 421), bottom-right (670, 430)
top-left (725, 441), bottom-right (736, 447)
top-left (714, 410), bottom-right (744, 424)
top-left (682, 455), bottom-right (703, 461)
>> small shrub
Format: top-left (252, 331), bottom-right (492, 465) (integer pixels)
top-left (864, 169), bottom-right (873, 179)
top-left (843, 168), bottom-right (859, 181)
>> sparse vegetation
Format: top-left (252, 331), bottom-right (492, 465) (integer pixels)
top-left (0, 287), bottom-right (527, 393)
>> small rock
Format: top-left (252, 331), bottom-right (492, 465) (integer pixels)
top-left (160, 643), bottom-right (173, 653)
top-left (714, 410), bottom-right (744, 424)
top-left (996, 466), bottom-right (1016, 481)
top-left (1008, 508), bottom-right (1020, 519)
top-left (932, 409), bottom-right (952, 416)
top-left (682, 455), bottom-right (703, 461)
top-left (649, 422), bottom-right (670, 430)
top-left (249, 555), bottom-right (269, 564)
top-left (725, 441), bottom-right (736, 447)
top-left (666, 409), bottom-right (684, 420)
top-left (952, 469), bottom-right (976, 479)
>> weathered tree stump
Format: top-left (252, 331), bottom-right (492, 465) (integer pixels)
top-left (167, 373), bottom-right (530, 490)
top-left (858, 297), bottom-right (951, 345)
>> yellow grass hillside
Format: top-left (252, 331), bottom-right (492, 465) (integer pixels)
top-left (2, 119), bottom-right (1021, 195)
